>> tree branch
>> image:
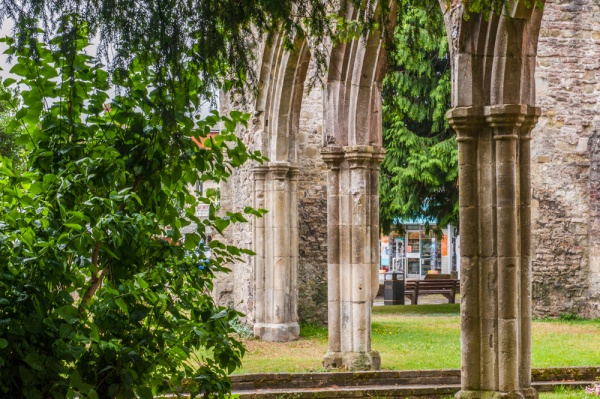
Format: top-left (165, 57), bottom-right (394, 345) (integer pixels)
top-left (79, 241), bottom-right (109, 310)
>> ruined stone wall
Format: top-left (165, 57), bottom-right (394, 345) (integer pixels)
top-left (216, 94), bottom-right (255, 321)
top-left (296, 79), bottom-right (328, 325)
top-left (531, 0), bottom-right (600, 318)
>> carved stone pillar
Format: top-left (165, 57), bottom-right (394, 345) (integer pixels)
top-left (253, 165), bottom-right (269, 331)
top-left (448, 104), bottom-right (540, 399)
top-left (322, 145), bottom-right (384, 371)
top-left (253, 162), bottom-right (299, 342)
top-left (518, 107), bottom-right (541, 390)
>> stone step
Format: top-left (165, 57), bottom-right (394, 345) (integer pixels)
top-left (232, 383), bottom-right (460, 399)
top-left (231, 370), bottom-right (460, 391)
top-left (232, 381), bottom-right (597, 399)
top-left (231, 367), bottom-right (600, 392)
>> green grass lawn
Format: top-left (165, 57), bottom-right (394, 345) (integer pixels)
top-left (540, 386), bottom-right (598, 399)
top-left (235, 304), bottom-right (600, 374)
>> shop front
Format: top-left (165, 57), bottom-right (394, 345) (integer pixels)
top-left (380, 223), bottom-right (459, 280)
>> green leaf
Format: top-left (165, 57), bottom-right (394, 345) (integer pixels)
top-left (108, 384), bottom-right (120, 397)
top-left (214, 218), bottom-right (230, 233)
top-left (14, 108), bottom-right (27, 120)
top-left (210, 309), bottom-right (228, 320)
top-left (136, 387), bottom-right (153, 399)
top-left (56, 305), bottom-right (79, 324)
top-left (114, 298), bottom-right (129, 316)
top-left (184, 233), bottom-right (201, 250)
top-left (3, 77), bottom-right (16, 87)
top-left (135, 275), bottom-right (148, 289)
top-left (9, 63), bottom-right (30, 77)
top-left (64, 223), bottom-right (83, 231)
top-left (89, 324), bottom-right (100, 342)
top-left (0, 338), bottom-right (8, 349)
top-left (0, 166), bottom-right (14, 177)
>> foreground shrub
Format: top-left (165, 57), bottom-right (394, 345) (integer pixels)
top-left (0, 24), bottom-right (263, 399)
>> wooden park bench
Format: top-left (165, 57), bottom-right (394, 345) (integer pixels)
top-left (404, 278), bottom-right (460, 305)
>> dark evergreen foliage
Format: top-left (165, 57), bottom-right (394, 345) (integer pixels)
top-left (380, 0), bottom-right (457, 236)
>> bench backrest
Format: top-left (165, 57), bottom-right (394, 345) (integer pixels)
top-left (405, 279), bottom-right (460, 290)
top-left (424, 273), bottom-right (452, 280)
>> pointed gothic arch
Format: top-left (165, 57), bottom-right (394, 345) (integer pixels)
top-left (247, 4), bottom-right (547, 396)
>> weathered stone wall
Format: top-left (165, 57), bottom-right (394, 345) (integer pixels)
top-left (531, 0), bottom-right (600, 318)
top-left (215, 93), bottom-right (256, 322)
top-left (296, 79), bottom-right (329, 325)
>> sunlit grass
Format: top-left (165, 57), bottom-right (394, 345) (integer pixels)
top-left (540, 386), bottom-right (597, 399)
top-left (232, 304), bottom-right (600, 374)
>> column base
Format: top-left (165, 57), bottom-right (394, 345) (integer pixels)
top-left (323, 351), bottom-right (381, 370)
top-left (254, 322), bottom-right (299, 342)
top-left (455, 388), bottom-right (538, 399)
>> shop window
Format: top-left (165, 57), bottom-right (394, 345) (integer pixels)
top-left (407, 232), bottom-right (420, 254)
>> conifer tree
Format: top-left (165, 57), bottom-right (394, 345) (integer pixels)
top-left (380, 0), bottom-right (458, 235)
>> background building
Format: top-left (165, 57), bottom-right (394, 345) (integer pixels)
top-left (380, 223), bottom-right (459, 280)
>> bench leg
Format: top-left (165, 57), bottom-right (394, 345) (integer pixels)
top-left (412, 283), bottom-right (419, 305)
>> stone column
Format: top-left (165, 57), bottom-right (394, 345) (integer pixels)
top-left (449, 107), bottom-right (484, 392)
top-left (253, 165), bottom-right (269, 330)
top-left (322, 145), bottom-right (383, 371)
top-left (518, 107), bottom-right (541, 390)
top-left (322, 148), bottom-right (344, 364)
top-left (253, 162), bottom-right (300, 342)
top-left (447, 104), bottom-right (540, 399)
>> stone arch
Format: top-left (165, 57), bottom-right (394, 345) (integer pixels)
top-left (255, 34), bottom-right (311, 162)
top-left (252, 33), bottom-right (312, 342)
top-left (444, 2), bottom-right (543, 108)
top-left (324, 15), bottom-right (386, 147)
top-left (248, 1), bottom-right (548, 389)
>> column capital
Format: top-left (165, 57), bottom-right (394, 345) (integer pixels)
top-left (321, 146), bottom-right (345, 169)
top-left (370, 146), bottom-right (386, 168)
top-left (269, 161), bottom-right (291, 180)
top-left (344, 145), bottom-right (374, 169)
top-left (485, 104), bottom-right (528, 141)
top-left (288, 165), bottom-right (300, 180)
top-left (484, 104), bottom-right (528, 127)
top-left (446, 107), bottom-right (485, 142)
top-left (252, 164), bottom-right (270, 180)
top-left (521, 105), bottom-right (542, 132)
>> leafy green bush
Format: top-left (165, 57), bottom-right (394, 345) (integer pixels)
top-left (0, 25), bottom-right (264, 399)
